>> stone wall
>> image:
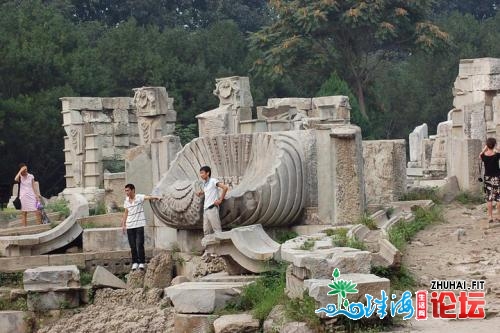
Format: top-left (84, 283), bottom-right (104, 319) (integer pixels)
top-left (363, 140), bottom-right (406, 204)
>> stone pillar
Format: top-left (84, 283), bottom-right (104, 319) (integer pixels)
top-left (197, 77), bottom-right (254, 137)
top-left (316, 125), bottom-right (365, 225)
top-left (448, 137), bottom-right (482, 191)
top-left (407, 123), bottom-right (428, 168)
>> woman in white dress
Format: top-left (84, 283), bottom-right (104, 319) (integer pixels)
top-left (14, 163), bottom-right (41, 226)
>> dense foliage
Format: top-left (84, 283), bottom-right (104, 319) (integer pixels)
top-left (0, 0), bottom-right (498, 196)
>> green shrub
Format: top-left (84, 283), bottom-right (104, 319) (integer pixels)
top-left (358, 213), bottom-right (377, 230)
top-left (0, 272), bottom-right (23, 287)
top-left (299, 239), bottom-right (315, 251)
top-left (221, 262), bottom-right (287, 321)
top-left (371, 265), bottom-right (416, 292)
top-left (89, 201), bottom-right (107, 216)
top-left (455, 191), bottom-right (483, 205)
top-left (0, 298), bottom-right (28, 311)
top-left (283, 293), bottom-right (321, 330)
top-left (103, 157), bottom-right (125, 173)
top-left (274, 230), bottom-right (299, 244)
top-left (45, 199), bottom-right (70, 218)
top-left (329, 228), bottom-right (366, 250)
top-left (400, 187), bottom-right (441, 204)
top-left (388, 206), bottom-right (444, 251)
top-left (80, 271), bottom-right (92, 286)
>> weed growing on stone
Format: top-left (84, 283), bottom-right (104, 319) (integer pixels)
top-left (274, 230), bottom-right (299, 244)
top-left (358, 213), bottom-right (377, 230)
top-left (46, 199), bottom-right (70, 218)
top-left (329, 228), bottom-right (366, 250)
top-left (0, 271), bottom-right (23, 287)
top-left (283, 292), bottom-right (321, 330)
top-left (299, 239), bottom-right (315, 250)
top-left (219, 262), bottom-right (287, 321)
top-left (400, 187), bottom-right (441, 204)
top-left (388, 206), bottom-right (444, 251)
top-left (80, 271), bottom-right (92, 286)
top-left (89, 201), bottom-right (107, 216)
top-left (371, 265), bottom-right (416, 292)
top-left (0, 298), bottom-right (28, 311)
top-left (455, 191), bottom-right (483, 205)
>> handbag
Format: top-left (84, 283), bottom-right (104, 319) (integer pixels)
top-left (13, 181), bottom-right (21, 210)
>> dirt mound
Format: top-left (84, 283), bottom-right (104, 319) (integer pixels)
top-left (37, 288), bottom-right (174, 333)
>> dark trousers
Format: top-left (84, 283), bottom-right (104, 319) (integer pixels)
top-left (126, 227), bottom-right (145, 264)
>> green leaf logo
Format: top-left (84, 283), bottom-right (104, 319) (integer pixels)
top-left (327, 268), bottom-right (358, 310)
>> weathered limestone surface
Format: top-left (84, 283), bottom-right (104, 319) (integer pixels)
top-left (91, 265), bottom-right (127, 289)
top-left (174, 313), bottom-right (215, 333)
top-left (0, 311), bottom-right (31, 333)
top-left (408, 123), bottom-right (428, 165)
top-left (165, 282), bottom-right (249, 314)
top-left (281, 322), bottom-right (316, 333)
top-left (27, 290), bottom-right (79, 311)
top-left (363, 140), bottom-right (406, 204)
top-left (204, 224), bottom-right (280, 273)
top-left (82, 227), bottom-right (153, 252)
top-left (23, 265), bottom-right (80, 291)
top-left (213, 314), bottom-right (260, 333)
top-left (281, 234), bottom-right (371, 279)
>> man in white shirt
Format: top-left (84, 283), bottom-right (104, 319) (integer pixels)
top-left (196, 166), bottom-right (229, 242)
top-left (122, 183), bottom-right (160, 271)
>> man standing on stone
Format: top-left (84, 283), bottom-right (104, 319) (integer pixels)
top-left (196, 166), bottom-right (229, 244)
top-left (122, 184), bottom-right (160, 271)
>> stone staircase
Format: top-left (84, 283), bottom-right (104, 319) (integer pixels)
top-left (0, 212), bottom-right (65, 237)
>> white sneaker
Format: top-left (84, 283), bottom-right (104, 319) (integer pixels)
top-left (138, 263), bottom-right (145, 270)
top-left (131, 263), bottom-right (139, 271)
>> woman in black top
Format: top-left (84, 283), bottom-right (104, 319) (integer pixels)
top-left (480, 137), bottom-right (500, 222)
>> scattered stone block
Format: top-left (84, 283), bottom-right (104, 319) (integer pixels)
top-left (27, 290), bottom-right (79, 311)
top-left (200, 272), bottom-right (259, 283)
top-left (144, 251), bottom-right (173, 289)
top-left (0, 311), bottom-right (31, 333)
top-left (23, 265), bottom-right (80, 291)
top-left (263, 305), bottom-right (287, 333)
top-left (10, 289), bottom-right (27, 301)
top-left (171, 275), bottom-right (190, 285)
top-left (91, 265), bottom-right (127, 289)
top-left (282, 322), bottom-right (315, 333)
top-left (213, 314), bottom-right (259, 333)
top-left (174, 313), bottom-right (217, 333)
top-left (165, 282), bottom-right (249, 314)
top-left (286, 265), bottom-right (306, 299)
top-left (79, 286), bottom-right (93, 304)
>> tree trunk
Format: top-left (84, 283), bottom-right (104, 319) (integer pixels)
top-left (355, 78), bottom-right (369, 120)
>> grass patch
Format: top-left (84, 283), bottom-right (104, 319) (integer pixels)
top-left (46, 199), bottom-right (70, 218)
top-left (80, 271), bottom-right (92, 286)
top-left (219, 262), bottom-right (286, 321)
top-left (400, 187), bottom-right (441, 204)
top-left (388, 206), bottom-right (444, 251)
top-left (299, 239), bottom-right (315, 251)
top-left (455, 191), bottom-right (483, 205)
top-left (329, 228), bottom-right (366, 250)
top-left (274, 230), bottom-right (299, 244)
top-left (89, 201), bottom-right (107, 216)
top-left (283, 292), bottom-right (321, 330)
top-left (0, 298), bottom-right (28, 311)
top-left (0, 272), bottom-right (23, 287)
top-left (358, 213), bottom-right (377, 230)
top-left (371, 265), bottom-right (416, 292)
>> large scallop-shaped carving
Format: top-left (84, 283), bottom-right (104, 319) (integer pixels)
top-left (150, 132), bottom-right (308, 229)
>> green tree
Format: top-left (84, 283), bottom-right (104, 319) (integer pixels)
top-left (250, 0), bottom-right (449, 120)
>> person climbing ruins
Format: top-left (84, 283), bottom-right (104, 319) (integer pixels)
top-left (479, 137), bottom-right (500, 222)
top-left (122, 183), bottom-right (161, 271)
top-left (14, 163), bottom-right (42, 226)
top-left (196, 166), bottom-right (229, 244)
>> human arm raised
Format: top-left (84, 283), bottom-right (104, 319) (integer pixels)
top-left (214, 182), bottom-right (229, 206)
top-left (14, 165), bottom-right (27, 182)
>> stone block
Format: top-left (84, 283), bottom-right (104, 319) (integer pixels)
top-left (305, 274), bottom-right (390, 308)
top-left (281, 235), bottom-right (371, 279)
top-left (153, 225), bottom-right (177, 250)
top-left (82, 227), bottom-right (153, 252)
top-left (363, 140), bottom-right (406, 204)
top-left (267, 120), bottom-right (291, 132)
top-left (91, 265), bottom-right (127, 289)
top-left (453, 91), bottom-right (486, 109)
top-left (408, 123), bottom-right (428, 162)
top-left (23, 265), bottom-right (80, 292)
top-left (459, 58), bottom-right (500, 76)
top-left (102, 97), bottom-right (132, 110)
top-left (62, 110), bottom-right (83, 126)
top-left (177, 229), bottom-right (204, 253)
top-left (311, 96), bottom-right (350, 120)
top-left (286, 265), bottom-right (306, 299)
top-left (174, 313), bottom-right (216, 333)
top-left (60, 97), bottom-right (103, 111)
top-left (165, 282), bottom-right (248, 314)
top-left (240, 120), bottom-right (268, 134)
top-left (27, 290), bottom-right (79, 311)
top-left (472, 74), bottom-right (500, 90)
top-left (171, 276), bottom-right (190, 285)
top-left (200, 272), bottom-right (259, 284)
top-left (213, 314), bottom-right (259, 333)
top-left (267, 97), bottom-right (312, 111)
top-left (281, 322), bottom-right (315, 333)
top-left (133, 87), bottom-right (169, 116)
top-left (0, 311), bottom-right (31, 333)
top-left (453, 76), bottom-right (473, 92)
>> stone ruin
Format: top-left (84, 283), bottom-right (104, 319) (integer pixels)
top-left (407, 57), bottom-right (500, 191)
